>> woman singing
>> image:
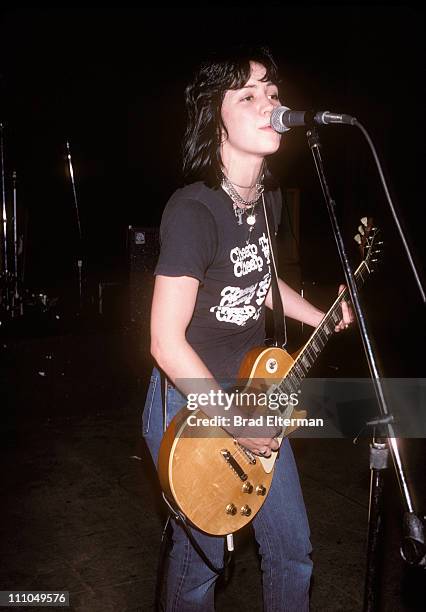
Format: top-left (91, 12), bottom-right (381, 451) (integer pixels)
top-left (142, 44), bottom-right (352, 611)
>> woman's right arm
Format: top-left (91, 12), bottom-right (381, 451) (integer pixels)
top-left (150, 274), bottom-right (216, 397)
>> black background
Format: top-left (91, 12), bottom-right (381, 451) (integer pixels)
top-left (0, 3), bottom-right (424, 363)
top-left (0, 8), bottom-right (425, 608)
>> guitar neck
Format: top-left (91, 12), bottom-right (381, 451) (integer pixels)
top-left (281, 260), bottom-right (371, 394)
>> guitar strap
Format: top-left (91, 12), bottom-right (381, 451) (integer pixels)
top-left (162, 494), bottom-right (232, 575)
top-left (262, 193), bottom-right (287, 348)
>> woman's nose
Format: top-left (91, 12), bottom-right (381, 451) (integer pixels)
top-left (261, 95), bottom-right (275, 114)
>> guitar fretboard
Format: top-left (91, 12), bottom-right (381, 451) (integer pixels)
top-left (277, 260), bottom-right (371, 400)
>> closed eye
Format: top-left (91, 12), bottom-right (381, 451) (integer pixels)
top-left (240, 92), bottom-right (279, 103)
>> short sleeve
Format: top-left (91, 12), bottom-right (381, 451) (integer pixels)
top-left (155, 197), bottom-right (218, 282)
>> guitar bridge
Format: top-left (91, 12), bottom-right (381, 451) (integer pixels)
top-left (234, 441), bottom-right (257, 465)
top-left (220, 449), bottom-right (248, 482)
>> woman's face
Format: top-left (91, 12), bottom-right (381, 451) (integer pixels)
top-left (220, 61), bottom-right (282, 163)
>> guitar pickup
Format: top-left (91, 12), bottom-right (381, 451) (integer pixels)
top-left (220, 449), bottom-right (248, 482)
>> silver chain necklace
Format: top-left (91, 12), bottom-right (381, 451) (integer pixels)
top-left (221, 172), bottom-right (264, 244)
top-left (222, 173), bottom-right (264, 228)
top-left (221, 172), bottom-right (264, 209)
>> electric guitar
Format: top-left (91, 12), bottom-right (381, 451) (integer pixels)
top-left (158, 219), bottom-right (382, 535)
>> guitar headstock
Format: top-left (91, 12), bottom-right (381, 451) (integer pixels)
top-left (354, 217), bottom-right (383, 271)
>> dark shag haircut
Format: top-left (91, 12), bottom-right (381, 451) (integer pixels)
top-left (182, 44), bottom-right (281, 189)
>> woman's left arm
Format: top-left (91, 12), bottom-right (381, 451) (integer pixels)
top-left (265, 278), bottom-right (353, 331)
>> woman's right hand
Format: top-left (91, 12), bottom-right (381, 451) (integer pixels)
top-left (224, 408), bottom-right (282, 457)
top-left (235, 434), bottom-right (281, 458)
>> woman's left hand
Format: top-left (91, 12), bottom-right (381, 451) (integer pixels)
top-left (335, 284), bottom-right (355, 332)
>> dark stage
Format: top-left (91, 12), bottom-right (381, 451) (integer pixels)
top-left (0, 4), bottom-right (425, 612)
top-left (0, 310), bottom-right (425, 611)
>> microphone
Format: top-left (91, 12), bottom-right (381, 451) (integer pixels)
top-left (271, 106), bottom-right (357, 133)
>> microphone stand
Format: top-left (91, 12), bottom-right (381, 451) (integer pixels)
top-left (305, 125), bottom-right (425, 611)
top-left (66, 141), bottom-right (84, 313)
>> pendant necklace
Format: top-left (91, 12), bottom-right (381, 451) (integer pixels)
top-left (221, 172), bottom-right (264, 244)
top-left (246, 206), bottom-right (256, 227)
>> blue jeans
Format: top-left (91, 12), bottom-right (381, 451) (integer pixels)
top-left (142, 367), bottom-right (312, 612)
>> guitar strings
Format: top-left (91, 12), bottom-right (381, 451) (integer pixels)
top-left (228, 261), bottom-right (368, 423)
top-left (277, 274), bottom-right (360, 396)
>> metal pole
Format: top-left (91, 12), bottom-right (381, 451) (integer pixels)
top-left (66, 141), bottom-right (84, 311)
top-left (12, 170), bottom-right (20, 316)
top-left (12, 170), bottom-right (17, 278)
top-left (0, 123), bottom-right (8, 277)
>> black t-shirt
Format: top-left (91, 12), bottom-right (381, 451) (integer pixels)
top-left (155, 182), bottom-right (282, 379)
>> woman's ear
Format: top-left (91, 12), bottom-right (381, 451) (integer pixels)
top-left (220, 126), bottom-right (227, 145)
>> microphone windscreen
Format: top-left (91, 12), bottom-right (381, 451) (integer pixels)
top-left (270, 106), bottom-right (291, 133)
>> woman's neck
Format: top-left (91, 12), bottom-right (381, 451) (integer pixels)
top-left (221, 159), bottom-right (264, 199)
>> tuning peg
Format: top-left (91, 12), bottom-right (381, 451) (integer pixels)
top-left (354, 234), bottom-right (362, 244)
top-left (361, 217), bottom-right (368, 227)
top-left (358, 225), bottom-right (365, 235)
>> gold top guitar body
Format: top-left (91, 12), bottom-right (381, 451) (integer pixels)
top-left (159, 345), bottom-right (303, 535)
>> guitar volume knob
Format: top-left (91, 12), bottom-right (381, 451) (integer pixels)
top-left (256, 485), bottom-right (266, 496)
top-left (225, 503), bottom-right (237, 515)
top-left (242, 482), bottom-right (253, 494)
top-left (240, 505), bottom-right (252, 516)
